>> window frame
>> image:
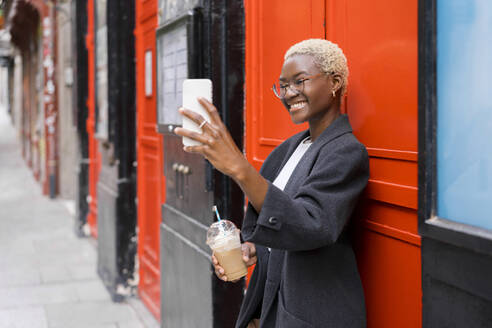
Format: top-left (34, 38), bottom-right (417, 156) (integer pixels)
top-left (418, 0), bottom-right (492, 254)
top-left (155, 9), bottom-right (203, 134)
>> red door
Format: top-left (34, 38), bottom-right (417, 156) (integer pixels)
top-left (245, 0), bottom-right (421, 327)
top-left (135, 0), bottom-right (163, 320)
top-left (86, 0), bottom-right (101, 237)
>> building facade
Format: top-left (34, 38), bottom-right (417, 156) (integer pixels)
top-left (2, 0), bottom-right (491, 327)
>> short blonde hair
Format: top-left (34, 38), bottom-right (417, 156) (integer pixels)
top-left (284, 39), bottom-right (349, 96)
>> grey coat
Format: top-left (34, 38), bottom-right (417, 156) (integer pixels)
top-left (235, 115), bottom-right (369, 328)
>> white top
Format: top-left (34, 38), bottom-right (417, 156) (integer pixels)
top-left (272, 136), bottom-right (313, 191)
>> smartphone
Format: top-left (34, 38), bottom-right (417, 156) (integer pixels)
top-left (182, 79), bottom-right (213, 146)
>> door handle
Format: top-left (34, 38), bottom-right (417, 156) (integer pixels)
top-left (172, 163), bottom-right (191, 199)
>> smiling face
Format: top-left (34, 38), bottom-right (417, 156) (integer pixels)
top-left (279, 54), bottom-right (341, 135)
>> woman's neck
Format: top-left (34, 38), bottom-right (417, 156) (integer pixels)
top-left (309, 107), bottom-right (341, 141)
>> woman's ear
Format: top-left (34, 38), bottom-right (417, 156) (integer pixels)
top-left (331, 74), bottom-right (343, 94)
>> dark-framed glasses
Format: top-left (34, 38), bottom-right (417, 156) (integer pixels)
top-left (272, 73), bottom-right (326, 99)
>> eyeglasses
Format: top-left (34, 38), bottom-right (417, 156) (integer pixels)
top-left (272, 73), bottom-right (326, 99)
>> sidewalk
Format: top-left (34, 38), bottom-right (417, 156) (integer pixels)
top-left (0, 107), bottom-right (159, 328)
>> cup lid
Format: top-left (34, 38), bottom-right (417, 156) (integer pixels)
top-left (206, 220), bottom-right (237, 245)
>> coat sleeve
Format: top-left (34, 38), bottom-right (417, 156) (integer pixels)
top-left (241, 140), bottom-right (369, 251)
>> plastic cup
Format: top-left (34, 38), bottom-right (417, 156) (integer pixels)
top-left (206, 220), bottom-right (248, 281)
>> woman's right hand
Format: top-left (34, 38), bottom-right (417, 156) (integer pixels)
top-left (212, 242), bottom-right (257, 282)
top-left (241, 242), bottom-right (257, 267)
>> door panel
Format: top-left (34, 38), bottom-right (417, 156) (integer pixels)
top-left (328, 0), bottom-right (418, 152)
top-left (354, 230), bottom-right (421, 328)
top-left (245, 0), bottom-right (325, 170)
top-left (326, 1), bottom-right (421, 327)
top-left (135, 0), bottom-right (162, 319)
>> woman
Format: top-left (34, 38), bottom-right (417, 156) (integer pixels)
top-left (175, 39), bottom-right (369, 328)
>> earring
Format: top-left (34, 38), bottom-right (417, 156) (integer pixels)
top-left (332, 90), bottom-right (336, 98)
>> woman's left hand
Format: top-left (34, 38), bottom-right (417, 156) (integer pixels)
top-left (174, 98), bottom-right (248, 179)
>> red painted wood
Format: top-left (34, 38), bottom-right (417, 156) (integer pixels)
top-left (135, 0), bottom-right (162, 320)
top-left (244, 0), bottom-right (325, 172)
top-left (86, 0), bottom-right (101, 237)
top-left (326, 0), bottom-right (421, 326)
top-left (354, 228), bottom-right (421, 327)
top-left (245, 0), bottom-right (421, 327)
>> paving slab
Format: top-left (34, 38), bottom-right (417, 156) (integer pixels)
top-left (0, 283), bottom-right (79, 309)
top-left (0, 268), bottom-right (41, 287)
top-left (45, 301), bottom-right (139, 327)
top-left (117, 322), bottom-right (145, 328)
top-left (51, 325), bottom-right (118, 328)
top-left (74, 280), bottom-right (112, 302)
top-left (52, 325), bottom-right (117, 328)
top-left (0, 306), bottom-right (48, 328)
top-left (67, 263), bottom-right (99, 280)
top-left (39, 265), bottom-right (72, 284)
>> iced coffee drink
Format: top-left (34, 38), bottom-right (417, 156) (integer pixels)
top-left (206, 220), bottom-right (248, 281)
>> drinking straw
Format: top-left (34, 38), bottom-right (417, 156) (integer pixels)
top-left (212, 205), bottom-right (222, 221)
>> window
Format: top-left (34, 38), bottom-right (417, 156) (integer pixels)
top-left (156, 21), bottom-right (188, 128)
top-left (419, 0), bottom-right (492, 252)
top-left (436, 0), bottom-right (492, 230)
top-left (155, 10), bottom-right (202, 133)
